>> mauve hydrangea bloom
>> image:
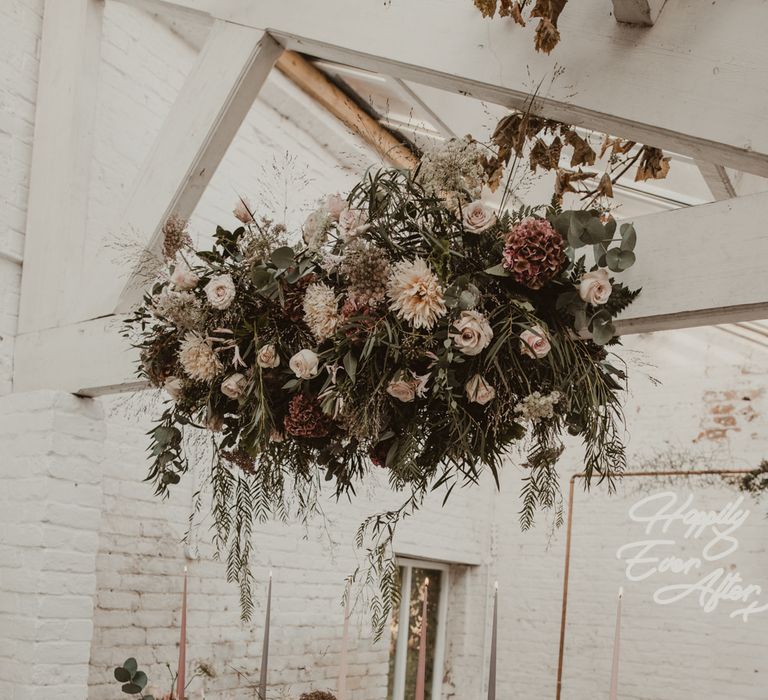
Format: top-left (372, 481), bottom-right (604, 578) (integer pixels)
top-left (502, 218), bottom-right (566, 290)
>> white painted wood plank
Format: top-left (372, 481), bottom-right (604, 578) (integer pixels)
top-left (696, 161), bottom-right (737, 201)
top-left (17, 192), bottom-right (768, 395)
top-left (614, 191), bottom-right (768, 334)
top-left (84, 21), bottom-right (282, 318)
top-left (17, 0), bottom-right (103, 334)
top-left (117, 0), bottom-right (768, 178)
top-left (611, 0), bottom-right (667, 25)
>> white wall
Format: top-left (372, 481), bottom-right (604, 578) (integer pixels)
top-left (1, 2), bottom-right (767, 700)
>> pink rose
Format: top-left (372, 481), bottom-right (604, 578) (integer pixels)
top-left (579, 268), bottom-right (612, 305)
top-left (221, 373), bottom-right (247, 399)
top-left (450, 310), bottom-right (493, 356)
top-left (170, 262), bottom-right (198, 291)
top-left (465, 374), bottom-right (495, 405)
top-left (324, 193), bottom-right (347, 221)
top-left (520, 325), bottom-right (551, 359)
top-left (386, 376), bottom-right (416, 402)
top-left (256, 344), bottom-right (280, 369)
top-left (233, 197), bottom-right (255, 224)
top-left (204, 274), bottom-right (236, 310)
top-left (462, 201), bottom-right (497, 234)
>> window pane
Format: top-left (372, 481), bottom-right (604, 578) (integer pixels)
top-left (387, 566), bottom-right (443, 700)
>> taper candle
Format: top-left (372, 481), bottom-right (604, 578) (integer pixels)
top-left (487, 581), bottom-right (498, 700)
top-left (176, 566), bottom-right (188, 700)
top-left (609, 587), bottom-right (623, 700)
top-left (414, 577), bottom-right (430, 700)
top-left (337, 583), bottom-right (350, 700)
top-left (259, 571), bottom-right (272, 700)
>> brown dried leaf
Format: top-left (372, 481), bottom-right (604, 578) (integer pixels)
top-left (564, 131), bottom-right (596, 167)
top-left (529, 136), bottom-right (563, 172)
top-left (474, 0), bottom-right (498, 17)
top-left (555, 168), bottom-right (595, 201)
top-left (596, 172), bottom-right (614, 198)
top-left (635, 147), bottom-right (671, 182)
top-left (531, 0), bottom-right (568, 53)
top-left (500, 0), bottom-right (526, 25)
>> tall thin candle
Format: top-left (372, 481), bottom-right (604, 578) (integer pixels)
top-left (259, 571), bottom-right (272, 700)
top-left (414, 577), bottom-right (430, 700)
top-left (337, 583), bottom-right (350, 700)
top-left (487, 581), bottom-right (498, 700)
top-left (609, 587), bottom-right (623, 700)
top-left (176, 566), bottom-right (188, 700)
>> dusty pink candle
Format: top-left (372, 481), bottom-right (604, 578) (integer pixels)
top-left (415, 577), bottom-right (429, 700)
top-left (176, 566), bottom-right (188, 700)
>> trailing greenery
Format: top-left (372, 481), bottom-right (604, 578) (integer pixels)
top-left (123, 137), bottom-right (641, 633)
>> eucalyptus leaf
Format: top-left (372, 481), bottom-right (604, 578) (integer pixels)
top-left (122, 683), bottom-right (142, 695)
top-left (605, 248), bottom-right (636, 272)
top-left (132, 672), bottom-right (148, 690)
top-left (251, 268), bottom-right (273, 288)
top-left (343, 351), bottom-right (358, 384)
top-left (620, 223), bottom-right (637, 252)
top-left (270, 246), bottom-right (295, 269)
top-left (484, 264), bottom-right (510, 277)
top-left (123, 658), bottom-right (137, 674)
top-left (114, 667), bottom-right (131, 683)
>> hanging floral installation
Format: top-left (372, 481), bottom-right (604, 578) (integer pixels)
top-left (124, 120), bottom-right (644, 630)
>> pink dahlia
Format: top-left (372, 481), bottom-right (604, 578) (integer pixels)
top-left (502, 218), bottom-right (566, 290)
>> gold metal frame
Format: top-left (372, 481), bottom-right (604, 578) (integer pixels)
top-left (555, 468), bottom-right (755, 700)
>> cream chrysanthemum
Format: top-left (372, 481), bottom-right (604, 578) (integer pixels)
top-left (387, 257), bottom-right (446, 330)
top-left (178, 332), bottom-right (222, 382)
top-left (303, 282), bottom-right (339, 341)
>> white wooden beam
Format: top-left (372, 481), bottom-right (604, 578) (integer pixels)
top-left (611, 0), bottom-right (667, 25)
top-left (696, 161), bottom-right (738, 201)
top-left (115, 0), bottom-right (768, 179)
top-left (17, 0), bottom-right (103, 334)
top-left (15, 192), bottom-right (768, 395)
top-left (84, 21), bottom-right (282, 318)
top-left (614, 191), bottom-right (768, 334)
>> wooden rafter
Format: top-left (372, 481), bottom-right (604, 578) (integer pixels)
top-left (115, 0), bottom-right (768, 178)
top-left (92, 21), bottom-right (283, 317)
top-left (18, 0), bottom-right (103, 334)
top-left (276, 51), bottom-right (418, 170)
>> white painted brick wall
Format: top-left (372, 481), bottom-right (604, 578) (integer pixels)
top-left (1, 2), bottom-right (767, 699)
top-left (0, 390), bottom-right (106, 700)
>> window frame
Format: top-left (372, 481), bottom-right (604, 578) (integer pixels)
top-left (389, 556), bottom-right (450, 700)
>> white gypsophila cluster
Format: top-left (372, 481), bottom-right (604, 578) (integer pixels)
top-left (416, 136), bottom-right (485, 207)
top-left (151, 289), bottom-right (204, 330)
top-left (302, 282), bottom-right (340, 341)
top-left (514, 390), bottom-right (562, 424)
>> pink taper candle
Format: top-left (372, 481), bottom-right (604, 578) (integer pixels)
top-left (337, 583), bottom-right (350, 700)
top-left (414, 577), bottom-right (430, 700)
top-left (258, 571), bottom-right (272, 700)
top-left (176, 566), bottom-right (188, 700)
top-left (609, 587), bottom-right (623, 700)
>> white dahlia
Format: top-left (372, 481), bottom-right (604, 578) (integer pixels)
top-left (178, 332), bottom-right (222, 382)
top-left (303, 282), bottom-right (339, 341)
top-left (387, 257), bottom-right (446, 330)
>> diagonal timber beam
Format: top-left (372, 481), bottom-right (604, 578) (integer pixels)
top-left (696, 161), bottom-right (738, 201)
top-left (90, 21), bottom-right (282, 318)
top-left (115, 0), bottom-right (768, 179)
top-left (14, 191), bottom-right (768, 396)
top-left (611, 0), bottom-right (667, 25)
top-left (17, 0), bottom-right (103, 334)
top-left (275, 51), bottom-right (418, 170)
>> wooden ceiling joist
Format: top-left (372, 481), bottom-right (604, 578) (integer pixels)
top-left (275, 50), bottom-right (418, 170)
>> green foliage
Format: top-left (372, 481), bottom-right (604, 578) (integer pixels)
top-left (123, 161), bottom-right (642, 636)
top-left (113, 659), bottom-right (154, 699)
